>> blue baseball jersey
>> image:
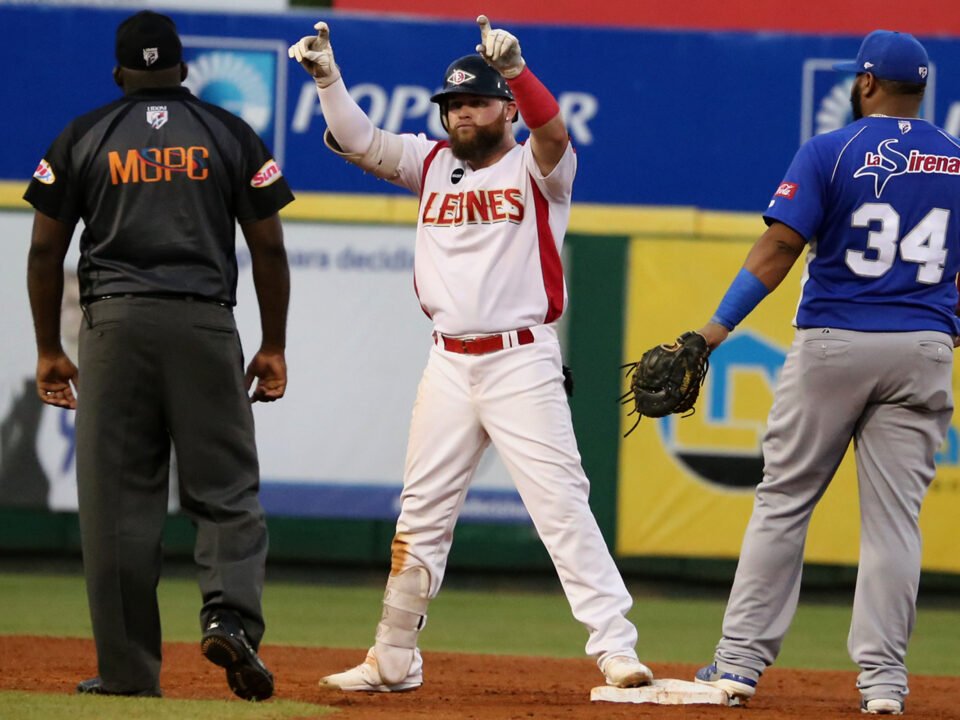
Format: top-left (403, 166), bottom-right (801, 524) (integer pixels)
top-left (765, 116), bottom-right (960, 334)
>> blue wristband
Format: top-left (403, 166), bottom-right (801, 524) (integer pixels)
top-left (711, 268), bottom-right (769, 330)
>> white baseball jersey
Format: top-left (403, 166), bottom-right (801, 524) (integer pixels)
top-left (388, 136), bottom-right (576, 335)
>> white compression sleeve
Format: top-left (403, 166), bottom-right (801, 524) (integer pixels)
top-left (317, 76), bottom-right (375, 155)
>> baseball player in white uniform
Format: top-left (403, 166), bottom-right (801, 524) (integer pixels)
top-left (289, 15), bottom-right (651, 692)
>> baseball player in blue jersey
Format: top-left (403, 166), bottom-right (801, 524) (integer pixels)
top-left (691, 31), bottom-right (959, 715)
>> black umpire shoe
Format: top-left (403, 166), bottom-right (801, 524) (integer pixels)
top-left (201, 611), bottom-right (274, 701)
top-left (76, 677), bottom-right (161, 697)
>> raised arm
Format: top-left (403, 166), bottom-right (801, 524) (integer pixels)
top-left (476, 15), bottom-right (568, 175)
top-left (289, 22), bottom-right (403, 179)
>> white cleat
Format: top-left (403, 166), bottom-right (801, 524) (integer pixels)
top-left (601, 655), bottom-right (654, 688)
top-left (862, 698), bottom-right (904, 715)
top-left (320, 649), bottom-right (422, 693)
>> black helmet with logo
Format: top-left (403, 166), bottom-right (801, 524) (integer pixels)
top-left (430, 54), bottom-right (514, 104)
top-left (431, 54), bottom-right (516, 130)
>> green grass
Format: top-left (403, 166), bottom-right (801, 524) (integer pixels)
top-left (3, 570), bottom-right (958, 719)
top-left (2, 571), bottom-right (959, 674)
top-left (0, 692), bottom-right (331, 720)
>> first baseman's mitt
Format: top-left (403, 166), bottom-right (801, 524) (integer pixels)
top-left (620, 331), bottom-right (710, 436)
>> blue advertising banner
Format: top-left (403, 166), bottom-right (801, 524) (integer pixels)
top-left (3, 5), bottom-right (960, 211)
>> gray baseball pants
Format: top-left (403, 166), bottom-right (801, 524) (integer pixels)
top-left (714, 328), bottom-right (953, 703)
top-left (76, 296), bottom-right (268, 694)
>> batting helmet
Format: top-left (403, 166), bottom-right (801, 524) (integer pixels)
top-left (431, 55), bottom-right (515, 130)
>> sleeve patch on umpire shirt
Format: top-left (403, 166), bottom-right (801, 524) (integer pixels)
top-left (33, 159), bottom-right (55, 185)
top-left (251, 159), bottom-right (283, 188)
top-left (774, 181), bottom-right (798, 199)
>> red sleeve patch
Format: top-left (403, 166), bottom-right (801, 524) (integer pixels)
top-left (774, 181), bottom-right (798, 200)
top-left (250, 159), bottom-right (282, 188)
top-left (33, 159), bottom-right (56, 185)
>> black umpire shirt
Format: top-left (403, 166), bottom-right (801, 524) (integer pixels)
top-left (24, 86), bottom-right (294, 305)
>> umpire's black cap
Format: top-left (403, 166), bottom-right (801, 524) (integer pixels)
top-left (115, 11), bottom-right (182, 71)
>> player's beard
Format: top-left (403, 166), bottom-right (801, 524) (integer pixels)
top-left (449, 111), bottom-right (509, 164)
top-left (850, 80), bottom-right (864, 121)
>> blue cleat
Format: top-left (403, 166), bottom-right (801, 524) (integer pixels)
top-left (694, 663), bottom-right (758, 701)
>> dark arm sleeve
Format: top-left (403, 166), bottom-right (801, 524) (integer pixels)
top-left (23, 123), bottom-right (83, 225)
top-left (235, 127), bottom-right (294, 223)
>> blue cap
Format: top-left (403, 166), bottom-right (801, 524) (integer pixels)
top-left (833, 30), bottom-right (929, 84)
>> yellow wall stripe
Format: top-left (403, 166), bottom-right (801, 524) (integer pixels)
top-left (0, 183), bottom-right (29, 210)
top-left (1, 181), bottom-right (761, 237)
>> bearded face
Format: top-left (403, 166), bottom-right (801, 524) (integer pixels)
top-left (851, 76), bottom-right (864, 121)
top-left (447, 100), bottom-right (512, 163)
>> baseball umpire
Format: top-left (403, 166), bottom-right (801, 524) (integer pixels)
top-left (25, 10), bottom-right (292, 700)
top-left (692, 31), bottom-right (958, 715)
top-left (289, 14), bottom-right (652, 692)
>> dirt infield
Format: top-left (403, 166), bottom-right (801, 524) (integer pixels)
top-left (2, 636), bottom-right (958, 718)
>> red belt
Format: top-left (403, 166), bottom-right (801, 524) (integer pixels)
top-left (435, 328), bottom-right (535, 355)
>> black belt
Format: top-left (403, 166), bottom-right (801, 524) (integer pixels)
top-left (84, 292), bottom-right (230, 308)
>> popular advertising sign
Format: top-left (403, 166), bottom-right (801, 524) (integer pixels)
top-left (5, 5), bottom-right (960, 212)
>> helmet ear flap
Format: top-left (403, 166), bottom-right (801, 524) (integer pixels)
top-left (439, 99), bottom-right (450, 132)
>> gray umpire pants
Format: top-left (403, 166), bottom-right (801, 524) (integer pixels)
top-left (714, 328), bottom-right (953, 703)
top-left (76, 296), bottom-right (268, 694)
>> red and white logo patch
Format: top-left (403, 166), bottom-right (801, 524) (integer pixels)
top-left (146, 105), bottom-right (168, 130)
top-left (33, 159), bottom-right (55, 185)
top-left (250, 159), bottom-right (282, 188)
top-left (774, 182), bottom-right (798, 199)
top-left (446, 69), bottom-right (477, 86)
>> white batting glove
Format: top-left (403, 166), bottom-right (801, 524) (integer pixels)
top-left (475, 15), bottom-right (525, 79)
top-left (288, 21), bottom-right (341, 88)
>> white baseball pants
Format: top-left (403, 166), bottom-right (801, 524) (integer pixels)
top-left (391, 325), bottom-right (639, 665)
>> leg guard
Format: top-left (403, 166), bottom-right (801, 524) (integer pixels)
top-left (374, 566), bottom-right (430, 685)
